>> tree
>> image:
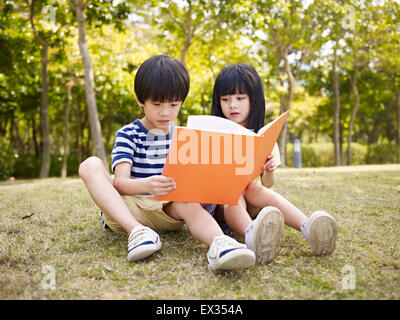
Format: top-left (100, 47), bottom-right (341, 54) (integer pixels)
top-left (133, 0), bottom-right (234, 65)
top-left (29, 0), bottom-right (51, 177)
top-left (68, 0), bottom-right (107, 168)
top-left (342, 1), bottom-right (372, 165)
top-left (250, 0), bottom-right (323, 166)
top-left (373, 0), bottom-right (400, 163)
top-left (61, 74), bottom-right (74, 178)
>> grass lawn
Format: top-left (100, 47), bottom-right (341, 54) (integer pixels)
top-left (0, 164), bottom-right (399, 300)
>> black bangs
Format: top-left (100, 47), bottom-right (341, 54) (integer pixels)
top-left (215, 67), bottom-right (249, 97)
top-left (134, 55), bottom-right (190, 104)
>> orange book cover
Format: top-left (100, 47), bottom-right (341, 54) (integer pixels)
top-left (156, 111), bottom-right (289, 205)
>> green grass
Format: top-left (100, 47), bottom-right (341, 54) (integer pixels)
top-left (0, 164), bottom-right (399, 299)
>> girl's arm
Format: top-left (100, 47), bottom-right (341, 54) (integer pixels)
top-left (260, 154), bottom-right (278, 188)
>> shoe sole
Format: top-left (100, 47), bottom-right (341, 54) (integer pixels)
top-left (253, 207), bottom-right (284, 264)
top-left (127, 243), bottom-right (161, 262)
top-left (208, 249), bottom-right (255, 271)
top-left (309, 211), bottom-right (338, 256)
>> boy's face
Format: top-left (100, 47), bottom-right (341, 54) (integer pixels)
top-left (139, 99), bottom-right (183, 133)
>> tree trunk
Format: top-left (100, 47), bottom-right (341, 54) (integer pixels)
top-left (38, 44), bottom-right (51, 178)
top-left (61, 76), bottom-right (73, 178)
top-left (332, 46), bottom-right (342, 166)
top-left (397, 89), bottom-right (400, 163)
top-left (180, 4), bottom-right (193, 65)
top-left (180, 36), bottom-right (191, 66)
top-left (107, 103), bottom-right (112, 153)
top-left (74, 0), bottom-right (108, 168)
top-left (277, 58), bottom-right (294, 167)
top-left (13, 117), bottom-right (25, 154)
top-left (347, 69), bottom-right (360, 165)
top-left (32, 116), bottom-right (39, 157)
top-left (30, 0), bottom-right (51, 178)
top-left (9, 110), bottom-right (14, 145)
top-left (76, 91), bottom-right (82, 165)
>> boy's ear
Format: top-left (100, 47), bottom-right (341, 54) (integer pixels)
top-left (135, 97), bottom-right (144, 109)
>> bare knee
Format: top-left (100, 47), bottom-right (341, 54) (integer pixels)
top-left (245, 181), bottom-right (263, 195)
top-left (167, 202), bottom-right (203, 220)
top-left (78, 156), bottom-right (104, 180)
top-left (172, 201), bottom-right (202, 213)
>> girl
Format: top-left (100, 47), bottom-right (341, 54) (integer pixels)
top-left (211, 64), bottom-right (338, 264)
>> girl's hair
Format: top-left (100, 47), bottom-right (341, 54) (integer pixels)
top-left (211, 64), bottom-right (265, 132)
top-left (135, 55), bottom-right (190, 104)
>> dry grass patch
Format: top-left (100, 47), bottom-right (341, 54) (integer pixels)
top-left (0, 165), bottom-right (399, 299)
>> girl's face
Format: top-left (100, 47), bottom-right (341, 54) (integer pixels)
top-left (220, 93), bottom-right (250, 127)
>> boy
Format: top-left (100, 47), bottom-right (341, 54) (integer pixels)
top-left (79, 55), bottom-right (256, 270)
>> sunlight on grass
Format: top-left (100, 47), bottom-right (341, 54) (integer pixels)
top-left (0, 164), bottom-right (399, 299)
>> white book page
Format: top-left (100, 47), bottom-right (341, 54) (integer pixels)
top-left (187, 115), bottom-right (257, 136)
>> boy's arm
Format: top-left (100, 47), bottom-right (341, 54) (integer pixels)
top-left (113, 162), bottom-right (176, 196)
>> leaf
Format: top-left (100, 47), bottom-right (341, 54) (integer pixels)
top-left (21, 212), bottom-right (36, 220)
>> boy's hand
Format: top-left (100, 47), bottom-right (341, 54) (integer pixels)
top-left (263, 154), bottom-right (278, 173)
top-left (145, 175), bottom-right (176, 196)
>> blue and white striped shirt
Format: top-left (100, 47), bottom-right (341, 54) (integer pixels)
top-left (111, 119), bottom-right (174, 179)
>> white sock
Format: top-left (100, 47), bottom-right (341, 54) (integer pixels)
top-left (245, 222), bottom-right (255, 251)
top-left (300, 218), bottom-right (311, 245)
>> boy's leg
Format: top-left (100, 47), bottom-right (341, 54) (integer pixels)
top-left (79, 156), bottom-right (141, 234)
top-left (163, 202), bottom-right (256, 270)
top-left (163, 202), bottom-right (224, 245)
top-left (80, 157), bottom-right (161, 262)
top-left (244, 182), bottom-right (307, 231)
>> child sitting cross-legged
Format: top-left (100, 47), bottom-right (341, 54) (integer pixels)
top-left (79, 55), bottom-right (256, 271)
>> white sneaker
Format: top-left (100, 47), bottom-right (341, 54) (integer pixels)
top-left (301, 211), bottom-right (338, 256)
top-left (245, 206), bottom-right (284, 264)
top-left (207, 235), bottom-right (255, 271)
top-left (127, 225), bottom-right (162, 262)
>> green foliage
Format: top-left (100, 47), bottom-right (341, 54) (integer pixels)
top-left (343, 143), bottom-right (369, 165)
top-left (286, 142), bottom-right (369, 167)
top-left (12, 154), bottom-right (80, 178)
top-left (286, 143), bottom-right (334, 168)
top-left (0, 0), bottom-right (399, 176)
top-left (366, 143), bottom-right (398, 164)
top-left (0, 137), bottom-right (15, 180)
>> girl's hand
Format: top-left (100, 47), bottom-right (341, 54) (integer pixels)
top-left (263, 154), bottom-right (278, 173)
top-left (144, 175), bottom-right (176, 196)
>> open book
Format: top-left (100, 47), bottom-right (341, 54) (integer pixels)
top-left (156, 111), bottom-right (289, 205)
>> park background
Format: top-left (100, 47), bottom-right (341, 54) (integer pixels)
top-left (0, 0), bottom-right (399, 300)
top-left (0, 0), bottom-right (400, 179)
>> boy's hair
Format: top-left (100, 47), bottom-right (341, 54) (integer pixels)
top-left (134, 55), bottom-right (190, 104)
top-left (211, 64), bottom-right (265, 132)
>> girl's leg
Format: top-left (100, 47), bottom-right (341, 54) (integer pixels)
top-left (222, 196), bottom-right (252, 237)
top-left (219, 195), bottom-right (284, 264)
top-left (79, 156), bottom-right (141, 234)
top-left (244, 182), bottom-right (307, 231)
top-left (244, 183), bottom-right (338, 256)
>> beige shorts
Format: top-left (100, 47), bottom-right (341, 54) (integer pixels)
top-left (102, 195), bottom-right (185, 233)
